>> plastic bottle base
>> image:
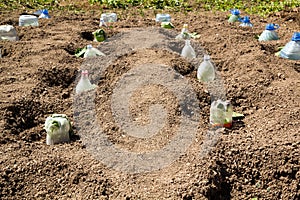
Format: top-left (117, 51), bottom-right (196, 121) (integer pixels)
top-left (211, 122), bottom-right (232, 128)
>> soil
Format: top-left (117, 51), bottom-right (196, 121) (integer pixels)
top-left (0, 4), bottom-right (299, 200)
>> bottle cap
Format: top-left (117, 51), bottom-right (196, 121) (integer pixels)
top-left (42, 9), bottom-right (49, 15)
top-left (230, 9), bottom-right (240, 15)
top-left (183, 24), bottom-right (188, 28)
top-left (242, 16), bottom-right (250, 23)
top-left (291, 32), bottom-right (300, 41)
top-left (204, 54), bottom-right (210, 61)
top-left (87, 44), bottom-right (92, 49)
top-left (265, 23), bottom-right (279, 31)
top-left (81, 70), bottom-right (88, 75)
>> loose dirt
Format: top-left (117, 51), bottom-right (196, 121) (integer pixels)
top-left (0, 6), bottom-right (299, 200)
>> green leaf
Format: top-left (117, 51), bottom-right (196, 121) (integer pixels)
top-left (161, 22), bottom-right (174, 29)
top-left (75, 47), bottom-right (87, 57)
top-left (232, 112), bottom-right (244, 119)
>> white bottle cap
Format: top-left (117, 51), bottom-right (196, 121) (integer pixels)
top-left (204, 54), bottom-right (210, 61)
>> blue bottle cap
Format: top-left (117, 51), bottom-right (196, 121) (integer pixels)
top-left (266, 23), bottom-right (279, 31)
top-left (42, 9), bottom-right (49, 15)
top-left (242, 16), bottom-right (250, 23)
top-left (230, 9), bottom-right (240, 15)
top-left (291, 32), bottom-right (300, 41)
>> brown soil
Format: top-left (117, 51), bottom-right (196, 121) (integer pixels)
top-left (0, 5), bottom-right (299, 200)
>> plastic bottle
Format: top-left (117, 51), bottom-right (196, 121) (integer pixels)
top-left (228, 9), bottom-right (240, 23)
top-left (239, 16), bottom-right (253, 27)
top-left (155, 14), bottom-right (171, 22)
top-left (19, 15), bottom-right (39, 26)
top-left (176, 24), bottom-right (190, 40)
top-left (83, 44), bottom-right (105, 58)
top-left (258, 23), bottom-right (279, 41)
top-left (0, 25), bottom-right (19, 41)
top-left (76, 70), bottom-right (97, 94)
top-left (197, 55), bottom-right (215, 83)
top-left (100, 13), bottom-right (117, 22)
top-left (181, 40), bottom-right (196, 59)
top-left (279, 32), bottom-right (300, 60)
top-left (99, 18), bottom-right (107, 27)
top-left (39, 9), bottom-right (50, 19)
top-left (209, 100), bottom-right (233, 128)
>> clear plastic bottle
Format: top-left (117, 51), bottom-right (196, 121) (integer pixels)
top-left (76, 70), bottom-right (97, 94)
top-left (181, 40), bottom-right (196, 59)
top-left (209, 100), bottom-right (233, 128)
top-left (228, 9), bottom-right (240, 23)
top-left (197, 55), bottom-right (215, 83)
top-left (45, 114), bottom-right (71, 145)
top-left (19, 15), bottom-right (39, 26)
top-left (279, 32), bottom-right (300, 60)
top-left (84, 44), bottom-right (105, 58)
top-left (239, 16), bottom-right (253, 27)
top-left (176, 24), bottom-right (190, 40)
top-left (100, 13), bottom-right (117, 22)
top-left (0, 25), bottom-right (19, 41)
top-left (155, 14), bottom-right (171, 22)
top-left (99, 17), bottom-right (107, 27)
top-left (258, 23), bottom-right (279, 41)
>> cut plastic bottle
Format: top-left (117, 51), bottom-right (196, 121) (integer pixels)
top-left (197, 55), bottom-right (215, 83)
top-left (76, 70), bottom-right (97, 94)
top-left (99, 18), bottom-right (107, 27)
top-left (19, 15), bottom-right (39, 26)
top-left (176, 24), bottom-right (190, 40)
top-left (228, 9), bottom-right (240, 23)
top-left (239, 16), bottom-right (253, 27)
top-left (279, 32), bottom-right (300, 60)
top-left (181, 40), bottom-right (196, 59)
top-left (101, 13), bottom-right (117, 22)
top-left (0, 25), bottom-right (19, 41)
top-left (258, 23), bottom-right (279, 41)
top-left (155, 14), bottom-right (171, 22)
top-left (83, 44), bottom-right (105, 58)
top-left (210, 100), bottom-right (233, 128)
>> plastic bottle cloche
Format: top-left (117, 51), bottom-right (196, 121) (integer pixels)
top-left (76, 70), bottom-right (97, 94)
top-left (155, 14), bottom-right (171, 22)
top-left (279, 32), bottom-right (300, 60)
top-left (228, 9), bottom-right (240, 23)
top-left (84, 44), bottom-right (105, 58)
top-left (258, 23), bottom-right (279, 41)
top-left (176, 24), bottom-right (190, 40)
top-left (239, 16), bottom-right (253, 27)
top-left (197, 54), bottom-right (215, 83)
top-left (0, 25), bottom-right (19, 41)
top-left (181, 40), bottom-right (196, 59)
top-left (19, 15), bottom-right (39, 26)
top-left (100, 13), bottom-right (117, 22)
top-left (210, 100), bottom-right (233, 128)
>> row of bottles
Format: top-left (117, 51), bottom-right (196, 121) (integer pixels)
top-left (178, 24), bottom-right (215, 84)
top-left (177, 24), bottom-right (234, 128)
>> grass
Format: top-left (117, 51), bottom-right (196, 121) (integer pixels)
top-left (1, 0), bottom-right (299, 17)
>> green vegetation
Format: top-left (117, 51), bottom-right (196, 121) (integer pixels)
top-left (1, 0), bottom-right (299, 17)
top-left (89, 0), bottom-right (187, 9)
top-left (197, 0), bottom-right (300, 17)
top-left (0, 0), bottom-right (79, 11)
